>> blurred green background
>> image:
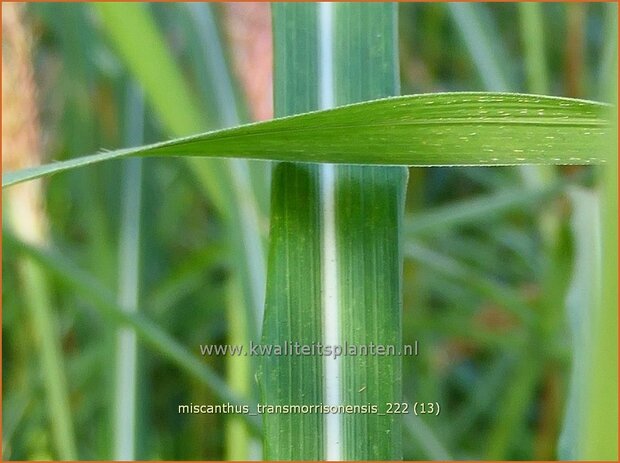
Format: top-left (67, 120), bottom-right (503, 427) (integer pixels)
top-left (2, 2), bottom-right (617, 460)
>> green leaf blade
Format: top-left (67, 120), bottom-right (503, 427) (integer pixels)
top-left (258, 4), bottom-right (324, 460)
top-left (3, 93), bottom-right (610, 188)
top-left (331, 3), bottom-right (404, 459)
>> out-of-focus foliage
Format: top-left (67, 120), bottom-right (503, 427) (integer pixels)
top-left (2, 2), bottom-right (615, 461)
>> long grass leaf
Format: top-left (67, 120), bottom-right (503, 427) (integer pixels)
top-left (260, 3), bottom-right (406, 459)
top-left (2, 92), bottom-right (610, 188)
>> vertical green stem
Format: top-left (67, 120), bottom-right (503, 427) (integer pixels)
top-left (113, 83), bottom-right (144, 460)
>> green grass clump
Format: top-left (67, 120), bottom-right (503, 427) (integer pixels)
top-left (2, 3), bottom-right (616, 461)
